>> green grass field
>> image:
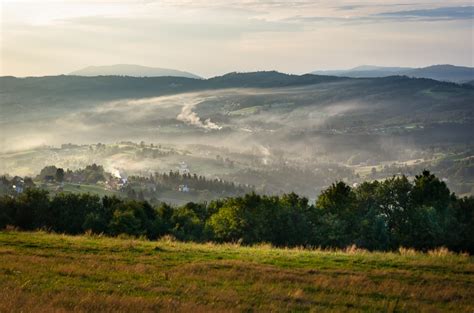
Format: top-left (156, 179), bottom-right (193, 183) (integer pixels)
top-left (0, 231), bottom-right (473, 312)
top-left (45, 183), bottom-right (119, 198)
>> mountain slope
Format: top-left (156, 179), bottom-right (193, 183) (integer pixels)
top-left (406, 65), bottom-right (474, 83)
top-left (2, 72), bottom-right (472, 134)
top-left (206, 71), bottom-right (345, 88)
top-left (313, 66), bottom-right (411, 78)
top-left (70, 64), bottom-right (201, 79)
top-left (0, 71), bottom-right (348, 108)
top-left (312, 64), bottom-right (474, 83)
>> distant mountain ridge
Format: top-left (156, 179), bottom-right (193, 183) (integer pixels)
top-left (312, 64), bottom-right (474, 83)
top-left (69, 64), bottom-right (201, 79)
top-left (407, 65), bottom-right (474, 83)
top-left (2, 71), bottom-right (472, 117)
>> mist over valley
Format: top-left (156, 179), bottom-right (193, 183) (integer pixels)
top-left (2, 71), bottom-right (473, 200)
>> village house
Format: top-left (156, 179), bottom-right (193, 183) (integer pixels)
top-left (178, 184), bottom-right (190, 193)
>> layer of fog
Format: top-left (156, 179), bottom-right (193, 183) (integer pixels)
top-left (0, 85), bottom-right (424, 175)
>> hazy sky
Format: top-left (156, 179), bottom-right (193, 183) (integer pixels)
top-left (1, 0), bottom-right (473, 77)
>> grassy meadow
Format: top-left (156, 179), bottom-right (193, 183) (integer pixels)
top-left (0, 230), bottom-right (473, 312)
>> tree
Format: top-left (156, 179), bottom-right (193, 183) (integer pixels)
top-left (82, 212), bottom-right (107, 234)
top-left (411, 170), bottom-right (451, 214)
top-left (316, 181), bottom-right (358, 245)
top-left (109, 210), bottom-right (142, 236)
top-left (399, 206), bottom-right (443, 250)
top-left (38, 165), bottom-right (57, 181)
top-left (207, 205), bottom-right (246, 242)
top-left (170, 206), bottom-right (204, 241)
top-left (447, 196), bottom-right (474, 253)
top-left (0, 196), bottom-right (15, 229)
top-left (312, 212), bottom-right (349, 248)
top-left (13, 189), bottom-right (50, 230)
top-left (271, 193), bottom-right (314, 246)
top-left (23, 177), bottom-right (36, 189)
top-left (356, 208), bottom-right (390, 250)
top-left (55, 168), bottom-right (65, 183)
top-left (316, 181), bottom-right (355, 217)
top-left (50, 193), bottom-right (101, 234)
top-left (374, 175), bottom-right (412, 247)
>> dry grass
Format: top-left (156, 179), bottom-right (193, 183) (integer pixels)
top-left (398, 247), bottom-right (418, 256)
top-left (0, 231), bottom-right (473, 312)
top-left (427, 247), bottom-right (453, 257)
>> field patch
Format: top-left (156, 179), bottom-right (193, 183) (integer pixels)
top-left (0, 231), bottom-right (473, 312)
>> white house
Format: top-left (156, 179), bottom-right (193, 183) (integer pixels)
top-left (178, 184), bottom-right (190, 192)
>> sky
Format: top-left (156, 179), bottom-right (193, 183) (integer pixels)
top-left (1, 0), bottom-right (473, 77)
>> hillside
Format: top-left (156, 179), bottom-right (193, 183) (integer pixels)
top-left (70, 64), bottom-right (201, 79)
top-left (312, 64), bottom-right (474, 83)
top-left (0, 231), bottom-right (472, 312)
top-left (1, 72), bottom-right (471, 118)
top-left (408, 65), bottom-right (474, 83)
top-left (0, 71), bottom-right (345, 104)
top-left (1, 73), bottom-right (473, 196)
top-left (312, 65), bottom-right (411, 78)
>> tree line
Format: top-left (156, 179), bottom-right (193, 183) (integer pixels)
top-left (33, 164), bottom-right (252, 196)
top-left (0, 170), bottom-right (472, 253)
top-left (37, 164), bottom-right (106, 184)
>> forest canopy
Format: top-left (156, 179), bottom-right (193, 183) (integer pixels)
top-left (0, 170), bottom-right (472, 253)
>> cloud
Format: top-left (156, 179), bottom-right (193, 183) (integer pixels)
top-left (337, 5), bottom-right (365, 11)
top-left (58, 15), bottom-right (302, 40)
top-left (375, 6), bottom-right (474, 21)
top-left (285, 5), bottom-right (474, 25)
top-left (2, 0), bottom-right (473, 77)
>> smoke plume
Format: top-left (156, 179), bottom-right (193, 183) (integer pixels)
top-left (177, 102), bottom-right (222, 130)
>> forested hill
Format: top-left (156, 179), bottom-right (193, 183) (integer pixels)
top-left (2, 72), bottom-right (470, 107)
top-left (0, 71), bottom-right (470, 103)
top-left (0, 71), bottom-right (344, 103)
top-left (312, 64), bottom-right (474, 83)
